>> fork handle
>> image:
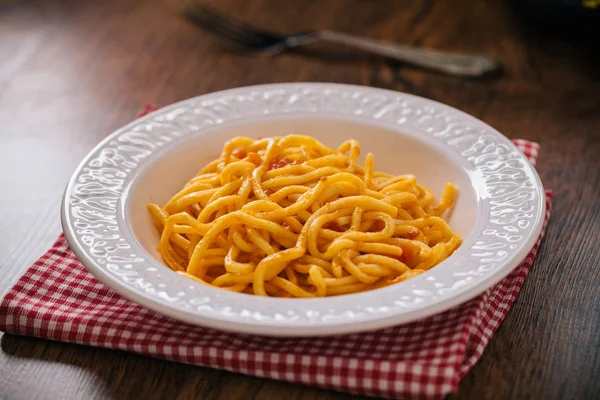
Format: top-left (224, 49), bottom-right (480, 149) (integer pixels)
top-left (318, 31), bottom-right (500, 77)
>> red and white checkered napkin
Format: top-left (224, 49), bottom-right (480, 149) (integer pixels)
top-left (0, 140), bottom-right (551, 400)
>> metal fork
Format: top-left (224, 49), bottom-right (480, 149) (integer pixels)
top-left (182, 1), bottom-right (501, 78)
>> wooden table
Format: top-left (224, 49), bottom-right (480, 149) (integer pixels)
top-left (1, 0), bottom-right (599, 398)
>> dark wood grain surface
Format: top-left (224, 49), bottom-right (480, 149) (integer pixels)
top-left (1, 0), bottom-right (599, 399)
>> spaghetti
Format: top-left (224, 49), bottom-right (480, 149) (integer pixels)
top-left (148, 135), bottom-right (461, 297)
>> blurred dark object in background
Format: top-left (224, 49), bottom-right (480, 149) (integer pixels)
top-left (512, 0), bottom-right (598, 45)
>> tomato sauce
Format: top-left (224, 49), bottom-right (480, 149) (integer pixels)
top-left (231, 147), bottom-right (246, 159)
top-left (267, 156), bottom-right (299, 171)
top-left (407, 228), bottom-right (420, 239)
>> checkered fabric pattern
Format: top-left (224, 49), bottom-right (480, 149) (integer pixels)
top-left (0, 129), bottom-right (551, 399)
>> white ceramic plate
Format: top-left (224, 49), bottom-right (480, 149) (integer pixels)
top-left (62, 83), bottom-right (545, 337)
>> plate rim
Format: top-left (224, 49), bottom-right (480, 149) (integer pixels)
top-left (61, 82), bottom-right (546, 337)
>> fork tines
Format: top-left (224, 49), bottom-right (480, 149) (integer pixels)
top-left (182, 1), bottom-right (283, 50)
